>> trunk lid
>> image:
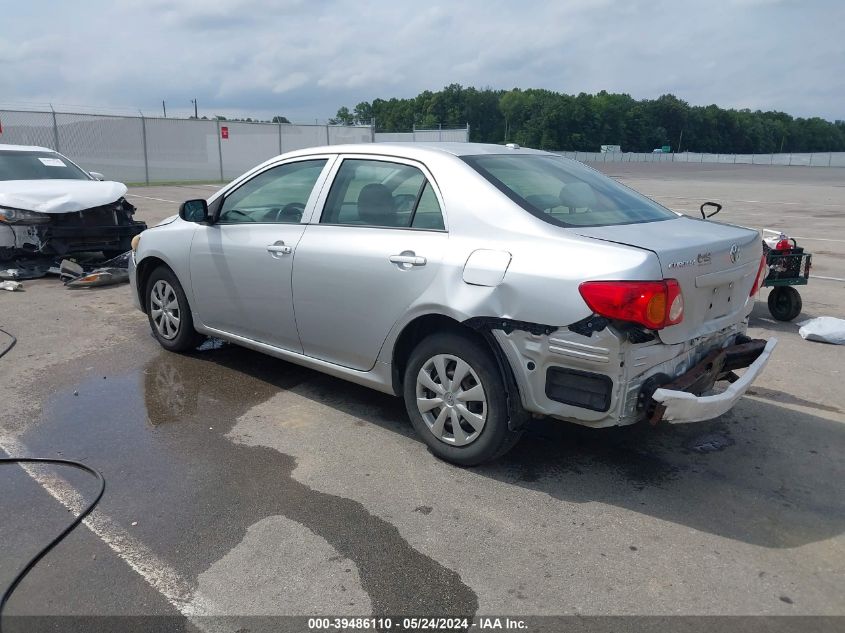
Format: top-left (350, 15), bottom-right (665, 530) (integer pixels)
top-left (575, 216), bottom-right (761, 344)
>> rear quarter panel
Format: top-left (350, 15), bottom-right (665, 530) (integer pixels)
top-left (377, 154), bottom-right (664, 363)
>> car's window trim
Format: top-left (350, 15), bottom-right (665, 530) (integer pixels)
top-left (212, 156), bottom-right (336, 225)
top-left (314, 154), bottom-right (448, 232)
top-left (461, 154), bottom-right (676, 228)
top-left (406, 179), bottom-right (427, 229)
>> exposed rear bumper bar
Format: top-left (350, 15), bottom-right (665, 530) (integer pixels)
top-left (649, 338), bottom-right (777, 424)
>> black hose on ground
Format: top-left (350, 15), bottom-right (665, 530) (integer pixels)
top-left (0, 327), bottom-right (15, 359)
top-left (0, 328), bottom-right (107, 631)
top-left (0, 458), bottom-right (105, 631)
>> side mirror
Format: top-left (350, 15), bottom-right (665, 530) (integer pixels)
top-left (89, 171), bottom-right (105, 181)
top-left (179, 199), bottom-right (209, 223)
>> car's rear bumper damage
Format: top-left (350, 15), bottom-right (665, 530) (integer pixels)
top-left (648, 338), bottom-right (777, 424)
top-left (491, 319), bottom-right (776, 429)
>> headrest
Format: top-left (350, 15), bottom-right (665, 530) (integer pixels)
top-left (559, 182), bottom-right (597, 209)
top-left (358, 183), bottom-right (396, 225)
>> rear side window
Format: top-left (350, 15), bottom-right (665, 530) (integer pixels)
top-left (411, 183), bottom-right (445, 230)
top-left (463, 154), bottom-right (676, 227)
top-left (320, 159), bottom-right (444, 230)
top-left (0, 150), bottom-right (91, 181)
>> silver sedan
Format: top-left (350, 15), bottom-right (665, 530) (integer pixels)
top-left (129, 143), bottom-right (776, 465)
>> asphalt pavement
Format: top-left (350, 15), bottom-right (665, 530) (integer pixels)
top-left (1, 165), bottom-right (843, 628)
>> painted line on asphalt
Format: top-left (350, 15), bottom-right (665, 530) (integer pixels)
top-left (812, 275), bottom-right (845, 282)
top-left (791, 236), bottom-right (845, 244)
top-left (651, 194), bottom-right (843, 208)
top-left (126, 194), bottom-right (179, 204)
top-left (0, 435), bottom-right (217, 618)
top-left (665, 215), bottom-right (845, 242)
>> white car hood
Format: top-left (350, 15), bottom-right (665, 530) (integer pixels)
top-left (0, 179), bottom-right (128, 214)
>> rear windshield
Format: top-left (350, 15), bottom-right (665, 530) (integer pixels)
top-left (463, 154), bottom-right (677, 227)
top-left (0, 150), bottom-right (91, 181)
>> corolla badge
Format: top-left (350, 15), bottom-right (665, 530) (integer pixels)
top-left (668, 251), bottom-right (712, 269)
top-left (730, 244), bottom-right (740, 263)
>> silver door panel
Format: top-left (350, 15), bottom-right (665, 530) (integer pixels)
top-left (189, 223), bottom-right (306, 351)
top-left (293, 225), bottom-right (448, 370)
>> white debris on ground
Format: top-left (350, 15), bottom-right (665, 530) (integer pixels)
top-left (798, 317), bottom-right (845, 345)
top-left (0, 280), bottom-right (23, 291)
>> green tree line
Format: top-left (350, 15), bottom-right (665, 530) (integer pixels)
top-left (332, 84), bottom-right (845, 153)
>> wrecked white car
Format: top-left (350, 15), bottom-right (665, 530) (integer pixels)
top-left (0, 144), bottom-right (146, 260)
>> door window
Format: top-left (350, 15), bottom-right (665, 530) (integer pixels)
top-left (218, 159), bottom-right (327, 224)
top-left (320, 159), bottom-right (444, 229)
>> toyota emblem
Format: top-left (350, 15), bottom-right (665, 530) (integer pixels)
top-left (729, 244), bottom-right (740, 263)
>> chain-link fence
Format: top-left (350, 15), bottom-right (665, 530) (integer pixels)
top-left (555, 150), bottom-right (845, 167)
top-left (375, 126), bottom-right (470, 143)
top-left (0, 109), bottom-right (374, 184)
top-left (8, 108), bottom-right (835, 183)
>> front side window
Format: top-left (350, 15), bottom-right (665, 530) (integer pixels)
top-left (463, 154), bottom-right (677, 227)
top-left (0, 150), bottom-right (91, 181)
top-left (320, 159), bottom-right (444, 229)
top-left (218, 159), bottom-right (327, 224)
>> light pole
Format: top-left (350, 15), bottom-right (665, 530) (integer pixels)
top-left (190, 98), bottom-right (198, 119)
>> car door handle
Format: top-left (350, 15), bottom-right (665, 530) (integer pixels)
top-left (389, 254), bottom-right (426, 266)
top-left (267, 241), bottom-right (292, 255)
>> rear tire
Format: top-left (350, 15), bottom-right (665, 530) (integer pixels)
top-left (767, 286), bottom-right (802, 322)
top-left (146, 266), bottom-right (203, 352)
top-left (403, 331), bottom-right (523, 466)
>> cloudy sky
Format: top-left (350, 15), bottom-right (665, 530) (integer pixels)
top-left (1, 0), bottom-right (841, 122)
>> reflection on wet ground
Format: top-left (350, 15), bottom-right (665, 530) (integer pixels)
top-left (23, 344), bottom-right (477, 617)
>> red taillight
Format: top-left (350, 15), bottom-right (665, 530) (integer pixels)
top-left (578, 279), bottom-right (684, 330)
top-left (750, 254), bottom-right (768, 296)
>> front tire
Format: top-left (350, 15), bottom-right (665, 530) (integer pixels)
top-left (767, 286), bottom-right (802, 321)
top-left (403, 331), bottom-right (522, 466)
top-left (146, 266), bottom-right (203, 352)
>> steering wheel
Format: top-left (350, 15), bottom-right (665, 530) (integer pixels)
top-left (222, 208), bottom-right (255, 222)
top-left (272, 202), bottom-right (305, 223)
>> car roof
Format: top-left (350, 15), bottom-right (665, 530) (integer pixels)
top-left (283, 142), bottom-right (554, 161)
top-left (0, 143), bottom-right (56, 153)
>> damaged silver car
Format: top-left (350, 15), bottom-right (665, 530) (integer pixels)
top-left (130, 143), bottom-right (776, 465)
top-left (0, 144), bottom-right (145, 260)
